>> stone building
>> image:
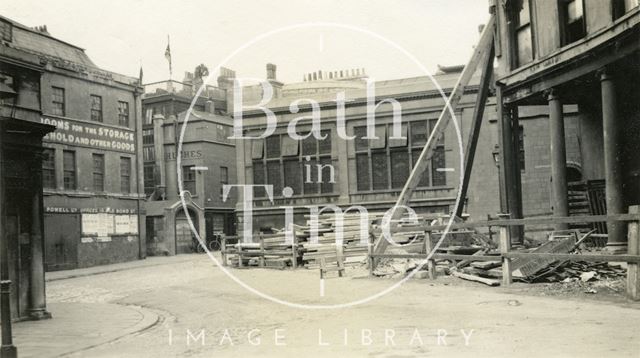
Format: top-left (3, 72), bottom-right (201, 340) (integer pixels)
top-left (142, 67), bottom-right (236, 255)
top-left (0, 16), bottom-right (58, 320)
top-left (491, 0), bottom-right (640, 251)
top-left (232, 63), bottom-right (590, 239)
top-left (0, 15), bottom-right (146, 270)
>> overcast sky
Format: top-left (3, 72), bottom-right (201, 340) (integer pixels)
top-left (1, 0), bottom-right (489, 84)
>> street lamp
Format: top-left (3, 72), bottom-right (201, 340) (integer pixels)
top-left (0, 76), bottom-right (18, 358)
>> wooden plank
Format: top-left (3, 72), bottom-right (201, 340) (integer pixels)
top-left (503, 253), bottom-right (640, 263)
top-left (500, 226), bottom-right (512, 286)
top-left (391, 213), bottom-right (640, 233)
top-left (424, 232), bottom-right (436, 279)
top-left (451, 270), bottom-right (500, 286)
top-left (370, 253), bottom-right (498, 261)
top-left (627, 206), bottom-right (640, 300)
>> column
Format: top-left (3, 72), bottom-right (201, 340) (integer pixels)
top-left (600, 68), bottom-right (626, 252)
top-left (547, 89), bottom-right (569, 230)
top-left (497, 85), bottom-right (523, 244)
top-left (29, 167), bottom-right (50, 320)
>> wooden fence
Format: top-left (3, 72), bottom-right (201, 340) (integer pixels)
top-left (369, 205), bottom-right (640, 301)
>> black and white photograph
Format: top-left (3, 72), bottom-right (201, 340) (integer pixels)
top-left (0, 0), bottom-right (639, 357)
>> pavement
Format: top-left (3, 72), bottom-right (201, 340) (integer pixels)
top-left (13, 302), bottom-right (159, 358)
top-left (12, 255), bottom-right (198, 358)
top-left (11, 254), bottom-right (640, 357)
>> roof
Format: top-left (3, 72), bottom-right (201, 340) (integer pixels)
top-left (177, 109), bottom-right (234, 126)
top-left (0, 14), bottom-right (95, 67)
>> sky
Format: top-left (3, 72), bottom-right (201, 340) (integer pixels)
top-left (0, 0), bottom-right (489, 84)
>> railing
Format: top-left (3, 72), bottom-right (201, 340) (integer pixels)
top-left (369, 205), bottom-right (640, 301)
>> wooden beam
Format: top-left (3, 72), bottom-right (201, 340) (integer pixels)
top-left (455, 40), bottom-right (495, 218)
top-left (372, 15), bottom-right (496, 264)
top-left (627, 206), bottom-right (640, 300)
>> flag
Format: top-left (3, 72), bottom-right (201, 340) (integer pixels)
top-left (164, 36), bottom-right (172, 78)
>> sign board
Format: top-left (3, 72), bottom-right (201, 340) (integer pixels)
top-left (41, 116), bottom-right (135, 153)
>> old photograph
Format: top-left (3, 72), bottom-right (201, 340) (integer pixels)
top-left (0, 0), bottom-right (639, 357)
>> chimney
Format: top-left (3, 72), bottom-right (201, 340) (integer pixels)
top-left (205, 100), bottom-right (215, 114)
top-left (266, 63), bottom-right (277, 80)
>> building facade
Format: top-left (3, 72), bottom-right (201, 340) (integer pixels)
top-left (233, 63), bottom-right (590, 240)
top-left (1, 15), bottom-right (146, 270)
top-left (142, 67), bottom-right (236, 255)
top-left (492, 0), bottom-right (640, 251)
top-left (1, 16), bottom-right (58, 320)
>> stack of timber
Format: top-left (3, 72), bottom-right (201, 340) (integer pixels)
top-left (299, 213), bottom-right (382, 269)
top-left (223, 232), bottom-right (300, 269)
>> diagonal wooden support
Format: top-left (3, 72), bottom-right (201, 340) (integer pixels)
top-left (372, 15), bottom-right (496, 268)
top-left (454, 40), bottom-right (495, 218)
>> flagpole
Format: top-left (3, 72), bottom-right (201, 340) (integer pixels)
top-left (167, 35), bottom-right (172, 81)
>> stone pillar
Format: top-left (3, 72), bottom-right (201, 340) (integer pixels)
top-left (29, 169), bottom-right (50, 320)
top-left (547, 89), bottom-right (569, 230)
top-left (600, 68), bottom-right (627, 252)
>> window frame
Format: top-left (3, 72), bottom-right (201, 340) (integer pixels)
top-left (182, 165), bottom-right (196, 195)
top-left (354, 119), bottom-right (447, 193)
top-left (120, 156), bottom-right (131, 194)
top-left (117, 101), bottom-right (130, 127)
top-left (92, 153), bottom-right (105, 192)
top-left (90, 94), bottom-right (103, 122)
top-left (252, 129), bottom-right (333, 198)
top-left (559, 0), bottom-right (587, 46)
top-left (509, 0), bottom-right (536, 69)
top-left (51, 86), bottom-right (65, 116)
top-left (42, 148), bottom-right (56, 189)
top-left (62, 150), bottom-right (76, 190)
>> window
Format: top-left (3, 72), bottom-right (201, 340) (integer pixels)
top-left (143, 147), bottom-right (155, 162)
top-left (118, 101), bottom-right (129, 127)
top-left (510, 0), bottom-right (534, 68)
top-left (63, 150), bottom-right (76, 190)
top-left (51, 87), bottom-right (65, 116)
top-left (120, 157), bottom-right (131, 193)
top-left (252, 130), bottom-right (332, 197)
top-left (183, 165), bottom-right (196, 194)
top-left (42, 148), bottom-right (56, 189)
top-left (144, 164), bottom-right (155, 195)
top-left (354, 120), bottom-right (446, 191)
top-left (220, 166), bottom-right (228, 196)
top-left (90, 95), bottom-right (102, 122)
top-left (92, 153), bottom-right (105, 191)
top-left (613, 0), bottom-right (639, 19)
top-left (560, 0), bottom-right (586, 45)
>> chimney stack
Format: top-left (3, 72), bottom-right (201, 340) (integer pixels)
top-left (266, 63), bottom-right (277, 80)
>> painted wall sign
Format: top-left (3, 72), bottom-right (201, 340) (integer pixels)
top-left (165, 150), bottom-right (203, 161)
top-left (45, 207), bottom-right (137, 214)
top-left (41, 116), bottom-right (136, 153)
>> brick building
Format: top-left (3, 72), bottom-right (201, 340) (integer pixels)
top-left (142, 67), bottom-right (236, 255)
top-left (0, 15), bottom-right (146, 270)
